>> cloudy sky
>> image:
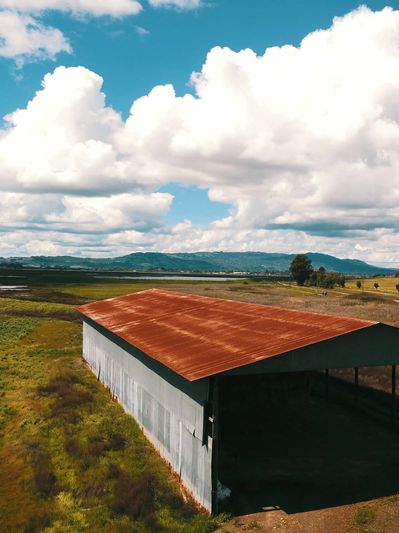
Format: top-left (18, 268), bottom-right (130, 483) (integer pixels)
top-left (0, 0), bottom-right (399, 266)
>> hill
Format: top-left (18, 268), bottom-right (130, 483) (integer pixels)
top-left (0, 251), bottom-right (394, 275)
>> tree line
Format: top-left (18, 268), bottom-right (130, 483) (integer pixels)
top-left (289, 254), bottom-right (345, 288)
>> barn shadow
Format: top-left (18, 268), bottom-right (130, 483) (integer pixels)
top-left (218, 372), bottom-right (399, 516)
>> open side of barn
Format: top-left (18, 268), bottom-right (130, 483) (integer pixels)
top-left (77, 289), bottom-right (399, 515)
top-left (215, 324), bottom-right (399, 514)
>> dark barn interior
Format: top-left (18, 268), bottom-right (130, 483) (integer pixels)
top-left (217, 371), bottom-right (399, 516)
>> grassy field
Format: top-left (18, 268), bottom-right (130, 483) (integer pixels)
top-left (346, 276), bottom-right (399, 294)
top-left (2, 269), bottom-right (399, 532)
top-left (0, 292), bottom-right (216, 532)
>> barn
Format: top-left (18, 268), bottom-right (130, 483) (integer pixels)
top-left (77, 288), bottom-right (399, 514)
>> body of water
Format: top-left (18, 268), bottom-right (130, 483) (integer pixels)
top-left (91, 275), bottom-right (243, 281)
top-left (0, 285), bottom-right (28, 290)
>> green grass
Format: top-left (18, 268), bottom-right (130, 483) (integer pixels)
top-left (2, 272), bottom-right (399, 532)
top-left (347, 277), bottom-right (399, 294)
top-left (0, 299), bottom-right (215, 532)
top-left (58, 283), bottom-right (148, 300)
top-left (354, 506), bottom-right (376, 526)
top-left (0, 297), bottom-right (79, 322)
top-left (57, 279), bottom-right (239, 301)
top-left (0, 297), bottom-right (74, 314)
top-left (0, 315), bottom-right (42, 344)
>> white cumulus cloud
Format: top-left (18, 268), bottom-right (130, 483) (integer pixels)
top-left (0, 191), bottom-right (172, 234)
top-left (44, 192), bottom-right (172, 232)
top-left (0, 0), bottom-right (142, 16)
top-left (0, 0), bottom-right (142, 63)
top-left (0, 66), bottom-right (127, 192)
top-left (0, 11), bottom-right (71, 63)
top-left (119, 6), bottom-right (399, 238)
top-left (148, 0), bottom-right (202, 9)
top-left (2, 6), bottom-right (399, 264)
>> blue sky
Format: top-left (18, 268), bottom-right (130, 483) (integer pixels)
top-left (1, 0), bottom-right (399, 265)
top-left (2, 1), bottom-right (394, 116)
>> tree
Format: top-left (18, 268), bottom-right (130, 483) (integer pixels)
top-left (316, 266), bottom-right (326, 287)
top-left (323, 273), bottom-right (341, 289)
top-left (356, 280), bottom-right (361, 289)
top-left (396, 283), bottom-right (399, 292)
top-left (289, 254), bottom-right (313, 286)
top-left (374, 282), bottom-right (379, 290)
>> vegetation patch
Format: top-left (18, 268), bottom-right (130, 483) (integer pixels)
top-left (345, 292), bottom-right (393, 304)
top-left (354, 506), bottom-right (376, 526)
top-left (347, 276), bottom-right (399, 294)
top-left (108, 464), bottom-right (160, 530)
top-left (39, 372), bottom-right (93, 424)
top-left (26, 441), bottom-right (59, 498)
top-left (3, 272), bottom-right (399, 532)
top-left (59, 283), bottom-right (149, 301)
top-left (242, 520), bottom-right (261, 530)
top-left (0, 316), bottom-right (41, 345)
top-left (0, 300), bottom-right (215, 531)
top-left (24, 511), bottom-right (53, 533)
top-left (0, 297), bottom-right (78, 316)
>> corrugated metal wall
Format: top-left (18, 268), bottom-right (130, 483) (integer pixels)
top-left (82, 321), bottom-right (213, 511)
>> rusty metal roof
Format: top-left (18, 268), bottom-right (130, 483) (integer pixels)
top-left (77, 289), bottom-right (377, 382)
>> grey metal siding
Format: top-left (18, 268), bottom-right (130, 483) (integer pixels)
top-left (82, 321), bottom-right (213, 511)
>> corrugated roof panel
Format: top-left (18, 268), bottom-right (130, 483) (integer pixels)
top-left (76, 289), bottom-right (377, 381)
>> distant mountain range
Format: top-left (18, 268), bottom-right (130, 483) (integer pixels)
top-left (0, 251), bottom-right (395, 275)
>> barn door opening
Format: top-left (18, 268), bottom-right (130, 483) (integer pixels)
top-left (217, 372), bottom-right (399, 516)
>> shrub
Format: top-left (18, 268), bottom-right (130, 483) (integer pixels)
top-left (109, 432), bottom-right (128, 451)
top-left (38, 373), bottom-right (80, 395)
top-left (374, 282), bottom-right (379, 290)
top-left (86, 431), bottom-right (127, 457)
top-left (77, 478), bottom-right (105, 498)
top-left (308, 267), bottom-right (345, 289)
top-left (24, 512), bottom-right (52, 533)
top-left (396, 283), bottom-right (399, 292)
top-left (51, 492), bottom-right (89, 531)
top-left (64, 437), bottom-right (82, 458)
top-left (109, 465), bottom-right (161, 530)
top-left (38, 373), bottom-right (93, 423)
top-left (354, 506), bottom-right (375, 525)
top-left (243, 520), bottom-right (261, 530)
top-left (356, 280), bottom-right (362, 289)
top-left (106, 462), bottom-right (121, 480)
top-left (87, 434), bottom-right (108, 457)
top-left (54, 388), bottom-right (92, 410)
top-left (161, 487), bottom-right (197, 519)
top-left (30, 448), bottom-right (58, 497)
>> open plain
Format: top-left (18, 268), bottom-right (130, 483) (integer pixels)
top-left (1, 269), bottom-right (399, 532)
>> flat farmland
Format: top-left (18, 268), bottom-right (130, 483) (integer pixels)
top-left (1, 269), bottom-right (399, 532)
top-left (346, 276), bottom-right (399, 294)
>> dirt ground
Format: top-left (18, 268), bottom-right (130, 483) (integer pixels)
top-left (175, 282), bottom-right (399, 327)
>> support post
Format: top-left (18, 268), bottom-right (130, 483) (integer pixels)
top-left (211, 377), bottom-right (219, 515)
top-left (325, 369), bottom-right (329, 400)
top-left (354, 367), bottom-right (359, 408)
top-left (392, 365), bottom-right (396, 426)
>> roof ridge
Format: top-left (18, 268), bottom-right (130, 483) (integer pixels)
top-left (117, 287), bottom-right (377, 326)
